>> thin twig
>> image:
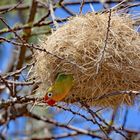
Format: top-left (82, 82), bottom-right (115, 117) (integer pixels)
top-left (16, 0), bottom-right (38, 76)
top-left (0, 18), bottom-right (68, 35)
top-left (49, 0), bottom-right (59, 29)
top-left (27, 112), bottom-right (108, 140)
top-left (61, 4), bottom-right (76, 16)
top-left (0, 75), bottom-right (13, 95)
top-left (81, 102), bottom-right (129, 140)
top-left (3, 62), bottom-right (35, 78)
top-left (0, 79), bottom-right (40, 86)
top-left (95, 9), bottom-right (112, 73)
top-left (0, 0), bottom-right (23, 14)
top-left (79, 0), bottom-right (85, 14)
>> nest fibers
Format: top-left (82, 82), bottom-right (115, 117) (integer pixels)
top-left (34, 12), bottom-right (140, 107)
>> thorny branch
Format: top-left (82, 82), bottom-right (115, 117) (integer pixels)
top-left (0, 18), bottom-right (68, 35)
top-left (27, 112), bottom-right (108, 140)
top-left (81, 102), bottom-right (130, 140)
top-left (0, 0), bottom-right (140, 139)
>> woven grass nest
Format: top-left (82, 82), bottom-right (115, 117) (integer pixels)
top-left (34, 12), bottom-right (140, 107)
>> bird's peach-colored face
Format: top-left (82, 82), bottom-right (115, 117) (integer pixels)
top-left (44, 92), bottom-right (56, 106)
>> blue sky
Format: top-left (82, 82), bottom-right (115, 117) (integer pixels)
top-left (0, 1), bottom-right (140, 140)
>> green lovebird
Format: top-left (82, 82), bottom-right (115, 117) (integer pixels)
top-left (44, 73), bottom-right (74, 106)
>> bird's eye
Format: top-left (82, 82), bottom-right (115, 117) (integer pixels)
top-left (48, 92), bottom-right (53, 97)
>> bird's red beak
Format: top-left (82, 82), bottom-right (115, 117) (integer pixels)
top-left (44, 96), bottom-right (56, 106)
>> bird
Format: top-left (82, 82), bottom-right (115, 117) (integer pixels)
top-left (44, 73), bottom-right (74, 106)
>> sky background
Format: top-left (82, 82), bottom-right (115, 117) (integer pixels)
top-left (0, 1), bottom-right (140, 140)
